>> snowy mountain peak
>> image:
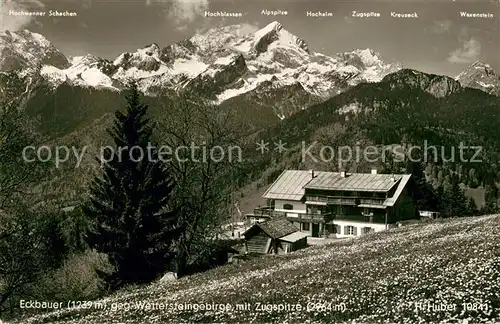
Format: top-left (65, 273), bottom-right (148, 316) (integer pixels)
top-left (0, 29), bottom-right (69, 72)
top-left (138, 43), bottom-right (161, 58)
top-left (352, 49), bottom-right (383, 66)
top-left (253, 21), bottom-right (309, 54)
top-left (456, 61), bottom-right (500, 95)
top-left (470, 61), bottom-right (491, 69)
top-left (113, 45), bottom-right (163, 73)
top-left (1, 29), bottom-right (51, 48)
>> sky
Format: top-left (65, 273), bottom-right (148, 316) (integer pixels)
top-left (1, 0), bottom-right (499, 77)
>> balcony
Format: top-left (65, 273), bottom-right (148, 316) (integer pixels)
top-left (359, 198), bottom-right (385, 206)
top-left (248, 207), bottom-right (332, 224)
top-left (291, 213), bottom-right (333, 224)
top-left (306, 195), bottom-right (386, 206)
top-left (305, 195), bottom-right (357, 205)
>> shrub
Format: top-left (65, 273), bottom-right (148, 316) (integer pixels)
top-left (36, 250), bottom-right (114, 302)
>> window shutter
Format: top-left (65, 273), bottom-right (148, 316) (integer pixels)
top-left (353, 227), bottom-right (357, 236)
top-left (344, 226), bottom-right (348, 235)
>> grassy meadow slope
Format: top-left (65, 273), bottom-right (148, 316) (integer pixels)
top-left (23, 215), bottom-right (500, 324)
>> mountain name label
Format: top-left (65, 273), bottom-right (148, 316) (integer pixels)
top-left (459, 12), bottom-right (494, 18)
top-left (204, 11), bottom-right (243, 18)
top-left (390, 12), bottom-right (418, 18)
top-left (352, 11), bottom-right (381, 18)
top-left (261, 10), bottom-right (288, 16)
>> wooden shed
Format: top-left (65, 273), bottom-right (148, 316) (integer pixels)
top-left (243, 217), bottom-right (308, 254)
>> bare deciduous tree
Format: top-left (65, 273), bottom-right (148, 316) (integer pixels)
top-left (157, 94), bottom-right (243, 277)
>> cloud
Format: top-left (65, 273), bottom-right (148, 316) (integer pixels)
top-left (168, 0), bottom-right (209, 25)
top-left (431, 20), bottom-right (452, 34)
top-left (447, 38), bottom-right (481, 63)
top-left (1, 0), bottom-right (45, 31)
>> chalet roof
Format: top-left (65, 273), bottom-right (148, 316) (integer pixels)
top-left (262, 170), bottom-right (411, 203)
top-left (383, 174), bottom-right (412, 206)
top-left (304, 172), bottom-right (403, 192)
top-left (259, 217), bottom-right (298, 239)
top-left (262, 170), bottom-right (326, 201)
top-left (279, 231), bottom-right (308, 243)
top-left (247, 217), bottom-right (299, 240)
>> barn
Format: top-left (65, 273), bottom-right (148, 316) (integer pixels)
top-left (243, 217), bottom-right (308, 254)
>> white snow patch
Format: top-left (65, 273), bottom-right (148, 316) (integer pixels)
top-left (362, 66), bottom-right (386, 82)
top-left (79, 68), bottom-right (114, 88)
top-left (40, 65), bottom-right (67, 87)
top-left (476, 81), bottom-right (494, 88)
top-left (356, 49), bottom-right (381, 66)
top-left (216, 74), bottom-right (274, 102)
top-left (113, 64), bottom-right (169, 81)
top-left (201, 66), bottom-right (222, 78)
top-left (29, 31), bottom-right (52, 48)
top-left (253, 21), bottom-right (281, 44)
top-left (233, 40), bottom-right (253, 53)
top-left (215, 55), bottom-right (235, 65)
top-left (171, 57), bottom-right (207, 77)
top-left (41, 56), bottom-right (118, 90)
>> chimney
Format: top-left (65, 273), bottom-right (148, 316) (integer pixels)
top-left (390, 174), bottom-right (395, 182)
top-left (340, 170), bottom-right (346, 178)
top-left (310, 169), bottom-right (315, 179)
top-left (371, 168), bottom-right (377, 175)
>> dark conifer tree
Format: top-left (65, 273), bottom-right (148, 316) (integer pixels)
top-left (466, 197), bottom-right (478, 216)
top-left (83, 84), bottom-right (179, 287)
top-left (441, 174), bottom-right (467, 217)
top-left (406, 161), bottom-right (439, 212)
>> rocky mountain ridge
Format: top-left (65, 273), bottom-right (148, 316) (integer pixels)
top-left (0, 22), bottom-right (497, 122)
top-left (456, 61), bottom-right (500, 96)
top-left (1, 22), bottom-right (402, 109)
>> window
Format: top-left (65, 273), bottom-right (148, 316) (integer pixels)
top-left (283, 204), bottom-right (294, 210)
top-left (302, 223), bottom-right (310, 231)
top-left (345, 225), bottom-right (355, 235)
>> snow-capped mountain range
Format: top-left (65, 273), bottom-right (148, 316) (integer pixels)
top-left (0, 21), bottom-right (498, 114)
top-left (2, 22), bottom-right (402, 100)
